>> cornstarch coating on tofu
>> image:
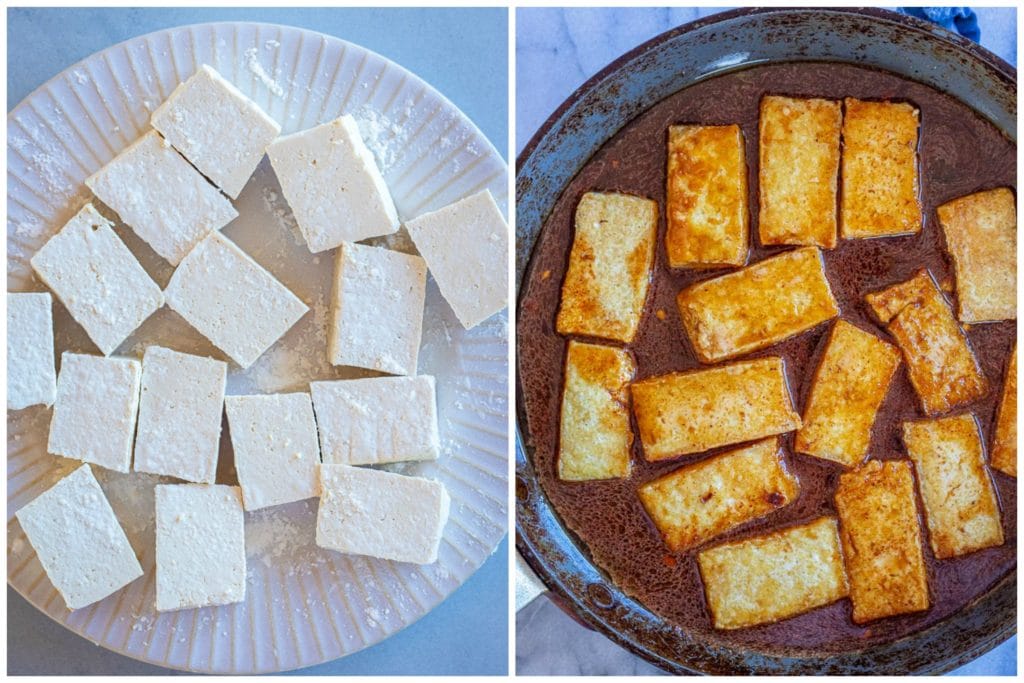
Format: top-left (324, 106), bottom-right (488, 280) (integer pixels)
top-left (991, 345), bottom-right (1016, 477)
top-left (7, 292), bottom-right (57, 410)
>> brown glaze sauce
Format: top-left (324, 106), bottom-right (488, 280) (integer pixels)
top-left (517, 62), bottom-right (1016, 654)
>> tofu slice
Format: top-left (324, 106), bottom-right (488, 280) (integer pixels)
top-left (758, 95), bottom-right (842, 248)
top-left (795, 320), bottom-right (901, 467)
top-left (834, 460), bottom-right (929, 624)
top-left (665, 124), bottom-right (748, 267)
top-left (991, 345), bottom-right (1016, 477)
top-left (697, 517), bottom-right (848, 630)
top-left (631, 357), bottom-right (801, 461)
top-left (639, 437), bottom-right (799, 552)
top-left (7, 292), bottom-right (57, 409)
top-left (556, 191), bottom-right (657, 344)
top-left (676, 247), bottom-right (839, 363)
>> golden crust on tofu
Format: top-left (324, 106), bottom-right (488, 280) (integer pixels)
top-left (840, 99), bottom-right (922, 239)
top-left (991, 345), bottom-right (1016, 477)
top-left (666, 124), bottom-right (749, 268)
top-left (697, 517), bottom-right (849, 630)
top-left (676, 247), bottom-right (839, 363)
top-left (834, 460), bottom-right (929, 624)
top-left (558, 341), bottom-right (636, 481)
top-left (556, 191), bottom-right (657, 343)
top-left (758, 96), bottom-right (842, 248)
top-left (630, 357), bottom-right (801, 461)
top-left (903, 414), bottom-right (1004, 559)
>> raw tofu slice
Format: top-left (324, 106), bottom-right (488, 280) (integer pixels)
top-left (316, 464), bottom-right (450, 564)
top-left (936, 187), bottom-right (1016, 323)
top-left (48, 353), bottom-right (141, 473)
top-left (558, 341), bottom-right (635, 481)
top-left (164, 231), bottom-right (308, 369)
top-left (329, 241), bottom-right (426, 376)
top-left (85, 130), bottom-right (238, 265)
top-left (991, 345), bottom-right (1016, 477)
top-left (631, 357), bottom-right (801, 461)
top-left (697, 517), bottom-right (848, 630)
top-left (30, 203), bottom-right (164, 356)
top-left (665, 124), bottom-right (748, 267)
top-left (795, 320), bottom-right (901, 467)
top-left (266, 115), bottom-right (399, 253)
top-left (639, 437), bottom-right (799, 552)
top-left (903, 414), bottom-right (1004, 558)
top-left (758, 95), bottom-right (842, 248)
top-left (676, 247), bottom-right (839, 363)
top-left (151, 64), bottom-right (281, 198)
top-left (155, 484), bottom-right (246, 611)
top-left (555, 191), bottom-right (657, 344)
top-left (7, 292), bottom-right (57, 409)
top-left (404, 189), bottom-right (509, 329)
top-left (834, 460), bottom-right (929, 624)
top-left (133, 346), bottom-right (227, 484)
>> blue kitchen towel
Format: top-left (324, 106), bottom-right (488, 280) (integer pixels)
top-left (899, 7), bottom-right (981, 42)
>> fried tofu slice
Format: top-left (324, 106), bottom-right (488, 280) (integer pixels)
top-left (676, 247), bottom-right (839, 363)
top-left (666, 124), bottom-right (749, 268)
top-left (795, 320), bottom-right (901, 467)
top-left (758, 96), bottom-right (842, 248)
top-left (991, 345), bottom-right (1016, 477)
top-left (697, 517), bottom-right (849, 630)
top-left (556, 191), bottom-right (657, 343)
top-left (631, 357), bottom-right (801, 461)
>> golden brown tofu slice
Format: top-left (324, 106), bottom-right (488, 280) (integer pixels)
top-left (697, 517), bottom-right (849, 630)
top-left (558, 341), bottom-right (636, 481)
top-left (795, 320), bottom-right (901, 467)
top-left (556, 191), bottom-right (657, 343)
top-left (665, 124), bottom-right (749, 268)
top-left (758, 95), bottom-right (842, 248)
top-left (840, 99), bottom-right (922, 239)
top-left (676, 247), bottom-right (839, 363)
top-left (631, 357), bottom-right (801, 461)
top-left (991, 345), bottom-right (1016, 477)
top-left (834, 460), bottom-right (929, 624)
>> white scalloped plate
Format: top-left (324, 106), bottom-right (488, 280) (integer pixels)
top-left (7, 22), bottom-right (508, 674)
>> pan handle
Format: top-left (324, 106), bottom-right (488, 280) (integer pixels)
top-left (515, 550), bottom-right (547, 611)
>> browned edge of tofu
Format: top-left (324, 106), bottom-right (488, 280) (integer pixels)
top-left (991, 344), bottom-right (1017, 477)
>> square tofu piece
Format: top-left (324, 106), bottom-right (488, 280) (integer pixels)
top-left (151, 64), bottom-right (281, 198)
top-left (329, 242), bottom-right (426, 376)
top-left (310, 376), bottom-right (439, 465)
top-left (697, 517), bottom-right (848, 630)
top-left (48, 353), bottom-right (141, 473)
top-left (631, 357), bottom-right (801, 461)
top-left (834, 460), bottom-right (929, 624)
top-left (225, 393), bottom-right (321, 511)
top-left (795, 320), bottom-right (901, 467)
top-left (991, 345), bottom-right (1016, 477)
top-left (155, 484), bottom-right (246, 611)
top-left (759, 96), bottom-right (842, 248)
top-left (316, 464), bottom-right (450, 564)
top-left (639, 438), bottom-right (799, 552)
top-left (85, 131), bottom-right (238, 265)
top-left (556, 192), bottom-right (657, 344)
top-left (840, 99), bottom-right (922, 239)
top-left (558, 341), bottom-right (636, 481)
top-left (133, 347), bottom-right (227, 484)
top-left (30, 203), bottom-right (164, 356)
top-left (8, 292), bottom-right (57, 409)
top-left (676, 247), bottom-right (839, 363)
top-left (404, 189), bottom-right (509, 329)
top-left (266, 115), bottom-right (399, 253)
top-left (903, 414), bottom-right (1004, 558)
top-left (936, 187), bottom-right (1016, 323)
top-left (665, 124), bottom-right (748, 267)
top-left (165, 232), bottom-right (308, 369)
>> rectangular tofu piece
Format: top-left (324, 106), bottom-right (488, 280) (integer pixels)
top-left (991, 345), bottom-right (1016, 477)
top-left (30, 203), bottom-right (164, 356)
top-left (697, 517), bottom-right (848, 630)
top-left (316, 464), bottom-right (450, 564)
top-left (665, 124), bottom-right (748, 267)
top-left (7, 292), bottom-right (57, 409)
top-left (631, 357), bottom-right (801, 460)
top-left (795, 320), bottom-right (901, 467)
top-left (758, 95), bottom-right (842, 248)
top-left (556, 191), bottom-right (657, 344)
top-left (676, 247), bottom-right (839, 363)
top-left (834, 460), bottom-right (929, 624)
top-left (639, 437), bottom-right (799, 552)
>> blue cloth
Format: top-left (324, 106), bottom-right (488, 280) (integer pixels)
top-left (900, 7), bottom-right (981, 42)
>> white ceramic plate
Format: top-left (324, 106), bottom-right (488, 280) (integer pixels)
top-left (7, 22), bottom-right (508, 674)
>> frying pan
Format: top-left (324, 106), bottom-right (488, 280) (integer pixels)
top-left (515, 7), bottom-right (1016, 675)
